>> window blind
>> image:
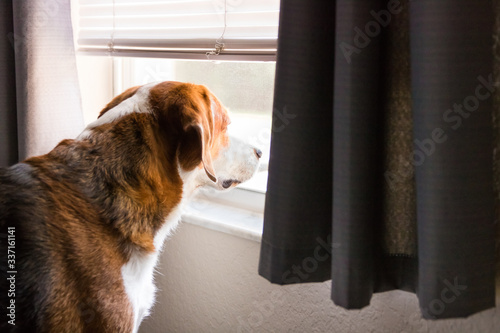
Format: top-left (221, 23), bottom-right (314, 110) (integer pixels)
top-left (76, 0), bottom-right (280, 61)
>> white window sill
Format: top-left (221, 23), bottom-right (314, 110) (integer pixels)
top-left (181, 187), bottom-right (265, 243)
top-left (180, 156), bottom-right (268, 243)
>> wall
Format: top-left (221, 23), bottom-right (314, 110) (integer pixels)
top-left (139, 223), bottom-right (500, 333)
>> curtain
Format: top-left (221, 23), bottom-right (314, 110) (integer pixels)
top-left (0, 0), bottom-right (18, 166)
top-left (259, 0), bottom-right (498, 319)
top-left (0, 0), bottom-right (84, 168)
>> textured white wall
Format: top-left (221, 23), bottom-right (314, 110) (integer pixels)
top-left (139, 223), bottom-right (500, 333)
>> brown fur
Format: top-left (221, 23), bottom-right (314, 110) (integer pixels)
top-left (0, 82), bottom-right (230, 332)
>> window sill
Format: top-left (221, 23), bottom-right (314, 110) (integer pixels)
top-left (181, 192), bottom-right (264, 243)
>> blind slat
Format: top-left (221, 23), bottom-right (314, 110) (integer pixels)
top-left (76, 0), bottom-right (280, 60)
top-left (79, 37), bottom-right (277, 49)
top-left (80, 11), bottom-right (279, 30)
top-left (79, 0), bottom-right (279, 15)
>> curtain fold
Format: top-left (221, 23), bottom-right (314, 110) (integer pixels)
top-left (258, 0), bottom-right (335, 284)
top-left (260, 0), bottom-right (498, 319)
top-left (0, 0), bottom-right (84, 167)
top-left (410, 1), bottom-right (495, 318)
top-left (0, 0), bottom-right (18, 167)
top-left (331, 0), bottom-right (385, 309)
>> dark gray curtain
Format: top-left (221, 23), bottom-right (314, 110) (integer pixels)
top-left (260, 0), bottom-right (497, 319)
top-left (0, 0), bottom-right (18, 166)
top-left (0, 0), bottom-right (84, 167)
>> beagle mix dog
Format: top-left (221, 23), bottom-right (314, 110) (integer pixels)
top-left (0, 81), bottom-right (261, 332)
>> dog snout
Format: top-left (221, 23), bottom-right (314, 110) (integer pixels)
top-left (254, 148), bottom-right (263, 159)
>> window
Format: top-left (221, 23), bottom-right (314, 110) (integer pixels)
top-left (116, 57), bottom-right (274, 213)
top-left (73, 0), bottom-right (279, 223)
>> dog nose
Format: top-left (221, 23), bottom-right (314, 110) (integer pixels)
top-left (254, 148), bottom-right (263, 159)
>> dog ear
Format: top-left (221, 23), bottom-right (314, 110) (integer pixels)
top-left (151, 82), bottom-right (224, 183)
top-left (175, 90), bottom-right (219, 182)
top-left (180, 121), bottom-right (217, 182)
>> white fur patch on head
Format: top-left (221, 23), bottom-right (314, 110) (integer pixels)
top-left (77, 83), bottom-right (156, 140)
top-left (212, 135), bottom-right (261, 189)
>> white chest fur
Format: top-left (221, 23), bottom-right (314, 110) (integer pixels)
top-left (121, 206), bottom-right (183, 333)
top-left (120, 164), bottom-right (204, 332)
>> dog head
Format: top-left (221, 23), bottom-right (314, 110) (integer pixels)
top-left (94, 81), bottom-right (261, 192)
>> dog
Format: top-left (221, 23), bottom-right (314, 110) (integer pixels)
top-left (0, 81), bottom-right (262, 332)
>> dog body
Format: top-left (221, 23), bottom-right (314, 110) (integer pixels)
top-left (0, 82), bottom-right (261, 332)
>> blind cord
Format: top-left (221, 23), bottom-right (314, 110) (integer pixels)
top-left (108, 0), bottom-right (116, 55)
top-left (206, 0), bottom-right (227, 58)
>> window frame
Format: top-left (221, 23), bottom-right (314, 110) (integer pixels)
top-left (73, 0), bottom-right (276, 234)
